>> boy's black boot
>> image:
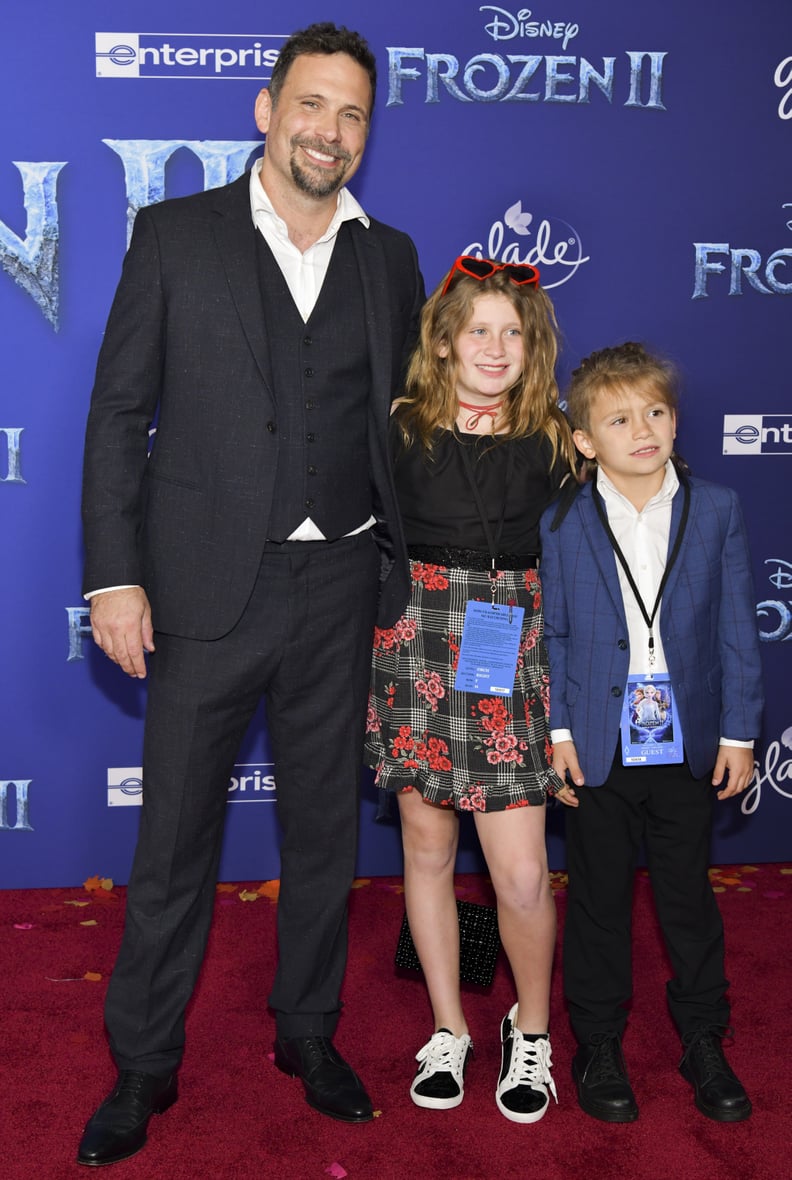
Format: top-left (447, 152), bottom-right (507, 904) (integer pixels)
top-left (679, 1027), bottom-right (752, 1122)
top-left (572, 1033), bottom-right (638, 1123)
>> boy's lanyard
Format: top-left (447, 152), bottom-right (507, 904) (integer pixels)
top-left (592, 472), bottom-right (690, 668)
top-left (454, 428), bottom-right (515, 605)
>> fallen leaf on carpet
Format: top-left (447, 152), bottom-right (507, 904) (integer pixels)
top-left (45, 971), bottom-right (103, 982)
top-left (325, 1164), bottom-right (347, 1178)
top-left (65, 900), bottom-right (91, 907)
top-left (80, 920), bottom-right (98, 926)
top-left (13, 923), bottom-right (34, 930)
top-left (239, 890), bottom-right (260, 902)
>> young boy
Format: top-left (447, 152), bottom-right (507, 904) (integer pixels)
top-left (540, 342), bottom-right (762, 1124)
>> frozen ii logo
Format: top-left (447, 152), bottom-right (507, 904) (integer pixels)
top-left (463, 200), bottom-right (588, 289)
top-left (0, 140), bottom-right (258, 329)
top-left (757, 558), bottom-right (792, 643)
top-left (387, 6), bottom-right (667, 107)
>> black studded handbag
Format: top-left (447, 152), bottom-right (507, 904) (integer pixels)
top-left (395, 900), bottom-right (501, 987)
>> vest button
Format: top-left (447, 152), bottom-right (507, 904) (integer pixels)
top-left (305, 400), bottom-right (315, 410)
top-left (611, 686), bottom-right (622, 697)
top-left (306, 433), bottom-right (315, 443)
top-left (266, 421), bottom-right (276, 433)
top-left (307, 466), bottom-right (317, 476)
top-left (303, 335), bottom-right (312, 345)
top-left (304, 367), bottom-right (314, 377)
top-left (618, 639), bottom-right (627, 650)
top-left (305, 498), bottom-right (315, 509)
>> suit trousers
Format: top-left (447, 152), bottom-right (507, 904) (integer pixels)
top-left (563, 751), bottom-right (730, 1045)
top-left (104, 531), bottom-right (381, 1074)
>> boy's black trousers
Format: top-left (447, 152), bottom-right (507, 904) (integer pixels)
top-left (563, 751), bottom-right (731, 1044)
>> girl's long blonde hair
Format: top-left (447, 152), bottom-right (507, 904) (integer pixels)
top-left (396, 264), bottom-right (575, 471)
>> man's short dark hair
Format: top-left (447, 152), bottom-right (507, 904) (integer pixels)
top-left (269, 22), bottom-right (377, 111)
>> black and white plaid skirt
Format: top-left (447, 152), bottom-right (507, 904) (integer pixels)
top-left (364, 561), bottom-right (563, 811)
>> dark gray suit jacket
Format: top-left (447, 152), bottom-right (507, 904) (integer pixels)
top-left (82, 173), bottom-right (424, 636)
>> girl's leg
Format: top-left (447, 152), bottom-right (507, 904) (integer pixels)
top-left (475, 802), bottom-right (558, 1123)
top-left (474, 803), bottom-right (555, 1032)
top-left (398, 789), bottom-right (472, 1109)
top-left (397, 788), bottom-right (465, 1034)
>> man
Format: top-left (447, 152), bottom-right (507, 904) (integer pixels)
top-left (78, 22), bottom-right (424, 1167)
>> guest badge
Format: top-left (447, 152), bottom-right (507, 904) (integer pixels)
top-left (620, 673), bottom-right (683, 765)
top-left (454, 600), bottom-right (525, 696)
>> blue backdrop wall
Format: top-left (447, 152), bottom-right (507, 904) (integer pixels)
top-left (2, 0), bottom-right (791, 888)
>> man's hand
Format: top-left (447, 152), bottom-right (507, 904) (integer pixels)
top-left (552, 740), bottom-right (584, 808)
top-left (712, 745), bottom-right (755, 801)
top-left (89, 587), bottom-right (155, 679)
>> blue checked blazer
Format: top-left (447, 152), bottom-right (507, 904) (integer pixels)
top-left (539, 475), bottom-right (764, 785)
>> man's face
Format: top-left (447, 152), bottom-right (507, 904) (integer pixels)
top-left (255, 52), bottom-right (371, 201)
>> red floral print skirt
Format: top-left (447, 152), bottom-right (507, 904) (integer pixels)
top-left (364, 561), bottom-right (563, 811)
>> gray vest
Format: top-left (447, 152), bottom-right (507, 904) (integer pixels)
top-left (257, 225), bottom-right (373, 541)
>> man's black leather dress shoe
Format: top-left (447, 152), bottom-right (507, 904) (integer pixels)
top-left (572, 1034), bottom-right (638, 1123)
top-left (77, 1070), bottom-right (178, 1166)
top-left (274, 1036), bottom-right (374, 1122)
top-left (679, 1027), bottom-right (752, 1122)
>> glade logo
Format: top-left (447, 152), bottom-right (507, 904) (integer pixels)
top-left (463, 201), bottom-right (588, 289)
top-left (693, 204), bottom-right (792, 297)
top-left (107, 764), bottom-right (276, 806)
top-left (95, 33), bottom-right (284, 80)
top-left (775, 56), bottom-right (792, 119)
top-left (742, 726), bottom-right (792, 814)
top-left (757, 558), bottom-right (792, 643)
top-left (722, 415), bottom-right (792, 456)
top-left (481, 6), bottom-right (579, 51)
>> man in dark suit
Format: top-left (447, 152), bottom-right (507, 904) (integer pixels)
top-left (78, 22), bottom-right (424, 1167)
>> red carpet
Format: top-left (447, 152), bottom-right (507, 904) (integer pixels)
top-left (1, 867), bottom-right (790, 1180)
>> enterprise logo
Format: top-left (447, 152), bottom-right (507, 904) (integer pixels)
top-left (107, 764), bottom-right (276, 806)
top-left (95, 32), bottom-right (287, 80)
top-left (722, 414), bottom-right (792, 456)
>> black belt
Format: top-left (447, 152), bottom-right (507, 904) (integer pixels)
top-left (407, 544), bottom-right (539, 571)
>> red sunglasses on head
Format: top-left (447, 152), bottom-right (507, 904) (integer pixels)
top-left (440, 255), bottom-right (541, 297)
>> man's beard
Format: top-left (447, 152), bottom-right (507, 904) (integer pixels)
top-left (289, 137), bottom-right (351, 198)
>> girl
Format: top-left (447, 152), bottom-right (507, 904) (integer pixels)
top-left (365, 256), bottom-right (575, 1122)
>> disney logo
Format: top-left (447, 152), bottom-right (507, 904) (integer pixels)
top-left (464, 201), bottom-right (589, 290)
top-left (766, 557), bottom-right (792, 591)
top-left (742, 729), bottom-right (792, 814)
top-left (481, 6), bottom-right (579, 51)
